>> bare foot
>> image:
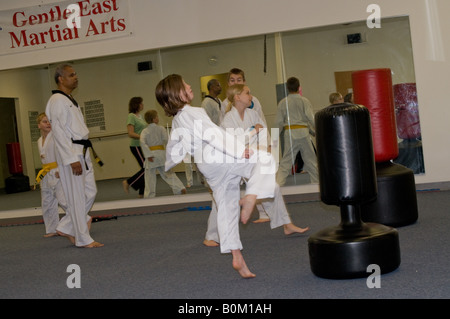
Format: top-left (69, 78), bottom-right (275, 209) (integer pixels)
top-left (284, 223), bottom-right (310, 235)
top-left (181, 188), bottom-right (187, 195)
top-left (239, 194), bottom-right (257, 224)
top-left (122, 180), bottom-right (129, 194)
top-left (43, 233), bottom-right (58, 238)
top-left (232, 250), bottom-right (256, 279)
top-left (83, 241), bottom-right (104, 248)
top-left (252, 218), bottom-right (270, 224)
top-left (57, 231), bottom-right (75, 244)
top-left (203, 239), bottom-right (219, 247)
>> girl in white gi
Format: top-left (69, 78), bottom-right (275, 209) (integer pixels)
top-left (46, 63), bottom-right (103, 248)
top-left (155, 74), bottom-right (277, 278)
top-left (140, 110), bottom-right (186, 198)
top-left (36, 113), bottom-right (68, 237)
top-left (203, 85), bottom-right (309, 247)
top-left (222, 68), bottom-right (269, 223)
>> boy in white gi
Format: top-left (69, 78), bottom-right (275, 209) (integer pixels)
top-left (36, 113), bottom-right (68, 237)
top-left (46, 63), bottom-right (103, 248)
top-left (276, 76), bottom-right (319, 185)
top-left (140, 110), bottom-right (186, 198)
top-left (203, 84), bottom-right (309, 247)
top-left (156, 74), bottom-right (278, 278)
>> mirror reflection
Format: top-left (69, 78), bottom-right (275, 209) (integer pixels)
top-left (0, 15), bottom-right (424, 213)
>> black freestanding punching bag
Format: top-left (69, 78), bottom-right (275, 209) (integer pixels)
top-left (308, 103), bottom-right (400, 279)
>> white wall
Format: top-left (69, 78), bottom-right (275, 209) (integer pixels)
top-left (1, 0), bottom-right (449, 191)
top-left (282, 18), bottom-right (416, 111)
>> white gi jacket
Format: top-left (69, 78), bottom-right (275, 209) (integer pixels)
top-left (140, 123), bottom-right (168, 169)
top-left (165, 105), bottom-right (246, 171)
top-left (201, 96), bottom-right (224, 126)
top-left (45, 90), bottom-right (89, 166)
top-left (221, 106), bottom-right (270, 151)
top-left (223, 95), bottom-right (267, 127)
top-left (37, 131), bottom-right (60, 188)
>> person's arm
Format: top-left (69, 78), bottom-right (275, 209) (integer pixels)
top-left (140, 128), bottom-right (153, 161)
top-left (127, 124), bottom-right (140, 139)
top-left (303, 98), bottom-right (316, 136)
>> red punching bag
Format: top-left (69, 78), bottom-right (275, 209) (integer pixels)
top-left (6, 142), bottom-right (23, 175)
top-left (352, 68), bottom-right (398, 163)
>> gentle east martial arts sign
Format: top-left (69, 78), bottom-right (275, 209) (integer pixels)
top-left (0, 0), bottom-right (130, 55)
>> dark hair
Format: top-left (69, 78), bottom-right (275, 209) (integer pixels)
top-left (227, 68), bottom-right (245, 82)
top-left (286, 77), bottom-right (300, 93)
top-left (207, 78), bottom-right (219, 91)
top-left (344, 93), bottom-right (353, 103)
top-left (155, 74), bottom-right (190, 117)
top-left (128, 97), bottom-right (143, 114)
top-left (54, 63), bottom-right (73, 84)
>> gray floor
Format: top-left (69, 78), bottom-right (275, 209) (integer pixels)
top-left (0, 184), bottom-right (449, 299)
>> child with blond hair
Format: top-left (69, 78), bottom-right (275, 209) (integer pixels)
top-left (140, 109), bottom-right (186, 198)
top-left (36, 113), bottom-right (68, 237)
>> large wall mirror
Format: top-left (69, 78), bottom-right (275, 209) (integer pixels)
top-left (0, 15), bottom-right (424, 212)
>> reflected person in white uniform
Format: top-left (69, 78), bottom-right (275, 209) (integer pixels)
top-left (221, 68), bottom-right (269, 222)
top-left (45, 64), bottom-right (103, 248)
top-left (203, 84), bottom-right (309, 246)
top-left (140, 110), bottom-right (186, 198)
top-left (36, 113), bottom-right (68, 237)
top-left (276, 76), bottom-right (319, 185)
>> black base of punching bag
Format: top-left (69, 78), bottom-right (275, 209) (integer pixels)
top-left (362, 162), bottom-right (418, 227)
top-left (308, 205), bottom-right (401, 279)
top-left (5, 174), bottom-right (30, 194)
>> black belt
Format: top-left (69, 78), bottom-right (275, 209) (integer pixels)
top-left (72, 139), bottom-right (104, 169)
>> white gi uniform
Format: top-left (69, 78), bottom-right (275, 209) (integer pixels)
top-left (209, 96), bottom-right (269, 222)
top-left (166, 105), bottom-right (277, 254)
top-left (37, 131), bottom-right (68, 235)
top-left (140, 123), bottom-right (185, 198)
top-left (223, 95), bottom-right (267, 127)
top-left (46, 90), bottom-right (96, 247)
top-left (204, 107), bottom-right (292, 243)
top-left (276, 93), bottom-right (319, 185)
top-left (201, 95), bottom-right (224, 126)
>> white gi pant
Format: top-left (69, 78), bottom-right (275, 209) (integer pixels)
top-left (144, 165), bottom-right (185, 198)
top-left (205, 183), bottom-right (291, 244)
top-left (56, 151), bottom-right (96, 247)
top-left (198, 150), bottom-right (277, 254)
top-left (40, 170), bottom-right (67, 234)
top-left (276, 127), bottom-right (319, 185)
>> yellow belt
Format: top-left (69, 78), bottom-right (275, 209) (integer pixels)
top-left (149, 145), bottom-right (165, 151)
top-left (35, 162), bottom-right (58, 184)
top-left (284, 125), bottom-right (307, 130)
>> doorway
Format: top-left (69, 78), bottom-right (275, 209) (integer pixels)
top-left (334, 71), bottom-right (354, 98)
